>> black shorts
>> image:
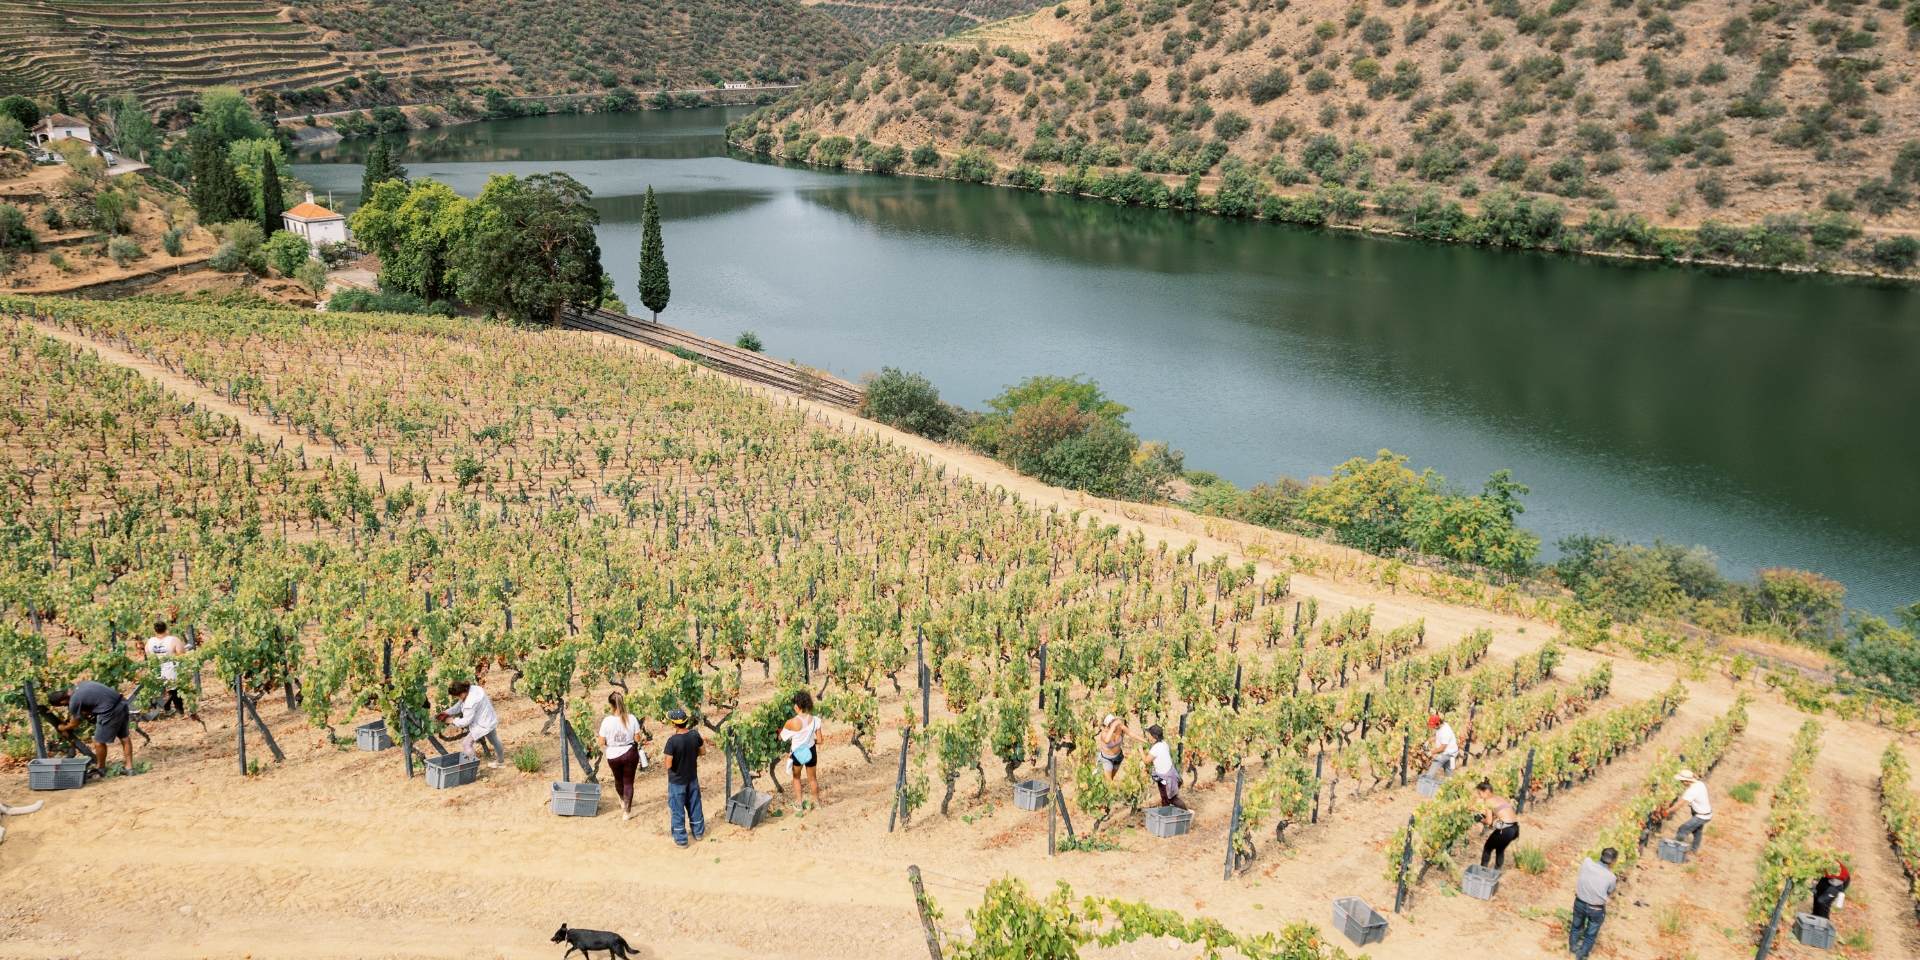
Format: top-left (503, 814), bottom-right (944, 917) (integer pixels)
top-left (791, 746), bottom-right (817, 768)
top-left (92, 700), bottom-right (130, 744)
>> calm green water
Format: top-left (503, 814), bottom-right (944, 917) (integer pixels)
top-left (294, 109), bottom-right (1920, 612)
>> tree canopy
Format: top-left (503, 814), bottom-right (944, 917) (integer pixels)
top-left (452, 172), bottom-right (606, 324)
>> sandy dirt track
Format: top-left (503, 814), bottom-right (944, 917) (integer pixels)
top-left (1, 321), bottom-right (1915, 960)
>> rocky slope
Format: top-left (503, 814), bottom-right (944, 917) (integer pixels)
top-left (733, 0), bottom-right (1920, 272)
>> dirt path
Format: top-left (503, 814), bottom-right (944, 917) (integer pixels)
top-left (1, 324), bottom-right (1916, 960)
top-left (1818, 749), bottom-right (1920, 958)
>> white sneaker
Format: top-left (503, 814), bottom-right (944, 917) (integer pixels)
top-left (488, 762), bottom-right (504, 769)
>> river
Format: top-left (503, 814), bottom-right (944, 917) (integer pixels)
top-left (292, 108), bottom-right (1920, 613)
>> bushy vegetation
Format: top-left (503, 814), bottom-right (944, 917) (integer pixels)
top-left (292, 0), bottom-right (867, 93)
top-left (733, 0), bottom-right (1920, 275)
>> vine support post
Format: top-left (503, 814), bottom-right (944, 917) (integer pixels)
top-left (1232, 664), bottom-right (1242, 713)
top-left (1400, 732), bottom-right (1410, 787)
top-left (1516, 747), bottom-right (1536, 814)
top-left (906, 866), bottom-right (945, 960)
top-left (1047, 751), bottom-right (1057, 857)
top-left (559, 694), bottom-right (570, 783)
top-left (23, 680), bottom-right (46, 760)
top-left (1393, 814), bottom-right (1415, 914)
top-left (235, 671), bottom-right (247, 776)
top-left (1223, 764), bottom-right (1246, 880)
top-left (1361, 692), bottom-right (1372, 739)
top-left (1176, 711), bottom-right (1189, 769)
top-left (888, 728), bottom-right (913, 833)
top-left (400, 709), bottom-right (415, 778)
top-left (1037, 643), bottom-right (1048, 711)
top-left (918, 627), bottom-right (929, 728)
top-left (1754, 879), bottom-right (1792, 960)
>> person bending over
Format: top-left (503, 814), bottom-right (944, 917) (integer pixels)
top-left (438, 681), bottom-right (504, 769)
top-left (1426, 714), bottom-right (1458, 778)
top-left (1665, 769), bottom-right (1712, 853)
top-left (1473, 779), bottom-right (1523, 870)
top-left (48, 681), bottom-right (133, 776)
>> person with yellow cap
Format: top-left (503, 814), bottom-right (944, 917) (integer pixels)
top-left (1665, 769), bottom-right (1712, 854)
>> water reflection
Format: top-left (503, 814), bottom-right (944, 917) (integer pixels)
top-left (294, 108), bottom-right (1920, 610)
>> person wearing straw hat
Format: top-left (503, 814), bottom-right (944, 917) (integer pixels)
top-left (1664, 769), bottom-right (1712, 854)
top-left (1426, 714), bottom-right (1458, 778)
top-left (662, 708), bottom-right (707, 846)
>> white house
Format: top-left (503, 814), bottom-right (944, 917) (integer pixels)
top-left (721, 81), bottom-right (753, 90)
top-left (31, 113), bottom-right (96, 154)
top-left (282, 192), bottom-right (350, 247)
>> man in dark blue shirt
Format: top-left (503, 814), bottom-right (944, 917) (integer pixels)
top-left (663, 708), bottom-right (707, 846)
top-left (49, 681), bottom-right (133, 775)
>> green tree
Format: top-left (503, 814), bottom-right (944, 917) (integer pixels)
top-left (264, 230), bottom-right (311, 276)
top-left (860, 367), bottom-right (955, 438)
top-left (196, 87), bottom-right (270, 147)
top-left (638, 185), bottom-right (670, 321)
top-left (349, 179), bottom-right (473, 303)
top-left (453, 172), bottom-right (606, 324)
top-left (259, 149), bottom-right (285, 238)
top-left (188, 128), bottom-right (250, 224)
top-left (0, 95), bottom-right (39, 130)
top-left (360, 136), bottom-right (408, 199)
top-left (105, 94), bottom-right (158, 161)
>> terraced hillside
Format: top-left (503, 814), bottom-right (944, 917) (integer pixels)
top-left (741, 0), bottom-right (1920, 273)
top-left (0, 0), bottom-right (511, 108)
top-left (292, 0), bottom-right (871, 92)
top-left (806, 0), bottom-right (1053, 44)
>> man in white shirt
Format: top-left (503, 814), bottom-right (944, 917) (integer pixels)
top-left (438, 681), bottom-right (504, 768)
top-left (142, 621), bottom-right (188, 717)
top-left (1426, 715), bottom-right (1458, 778)
top-left (1665, 769), bottom-right (1712, 853)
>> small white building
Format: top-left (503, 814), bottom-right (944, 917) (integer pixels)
top-left (282, 192), bottom-right (350, 247)
top-left (31, 113), bottom-right (96, 154)
top-left (721, 81), bottom-right (753, 90)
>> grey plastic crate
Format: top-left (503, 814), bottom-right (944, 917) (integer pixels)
top-left (1793, 914), bottom-right (1835, 950)
top-left (1014, 779), bottom-right (1051, 812)
top-left (1145, 805), bottom-right (1193, 838)
top-left (1657, 838), bottom-right (1690, 864)
top-left (27, 757), bottom-right (88, 791)
top-left (355, 719), bottom-right (393, 752)
top-left (1416, 774), bottom-right (1442, 797)
top-left (1333, 896), bottom-right (1388, 947)
top-left (1462, 864), bottom-right (1502, 900)
top-left (727, 788), bottom-right (771, 829)
top-left (424, 752), bottom-right (478, 789)
top-left (550, 781), bottom-right (602, 817)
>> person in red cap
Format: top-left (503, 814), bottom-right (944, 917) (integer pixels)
top-left (1426, 714), bottom-right (1458, 778)
top-left (1811, 858), bottom-right (1849, 918)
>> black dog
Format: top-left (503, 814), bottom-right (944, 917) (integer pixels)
top-left (552, 923), bottom-right (637, 959)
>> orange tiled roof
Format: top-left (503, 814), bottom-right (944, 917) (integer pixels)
top-left (284, 201), bottom-right (343, 220)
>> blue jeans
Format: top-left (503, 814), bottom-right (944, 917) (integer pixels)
top-left (1675, 816), bottom-right (1708, 853)
top-left (1568, 900), bottom-right (1605, 959)
top-left (668, 780), bottom-right (705, 845)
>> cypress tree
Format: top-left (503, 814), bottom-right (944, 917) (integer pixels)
top-left (189, 127), bottom-right (247, 225)
top-left (260, 148), bottom-right (284, 238)
top-left (360, 136), bottom-right (388, 198)
top-left (638, 185), bottom-right (670, 322)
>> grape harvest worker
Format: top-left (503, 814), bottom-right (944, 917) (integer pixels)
top-left (142, 621), bottom-right (188, 717)
top-left (1474, 779), bottom-right (1522, 870)
top-left (1096, 714), bottom-right (1127, 781)
top-left (1568, 847), bottom-right (1618, 960)
top-left (1811, 859), bottom-right (1850, 919)
top-left (598, 692), bottom-right (646, 821)
top-left (1664, 769), bottom-right (1711, 853)
top-left (438, 681), bottom-right (504, 769)
top-left (1141, 724), bottom-right (1187, 811)
top-left (663, 708), bottom-right (707, 846)
top-left (779, 690), bottom-right (825, 810)
top-left (1426, 714), bottom-right (1458, 778)
top-left (48, 681), bottom-right (134, 776)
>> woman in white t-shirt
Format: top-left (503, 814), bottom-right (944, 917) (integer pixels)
top-left (1139, 724), bottom-right (1188, 811)
top-left (780, 690), bottom-right (825, 810)
top-left (598, 692), bottom-right (646, 820)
